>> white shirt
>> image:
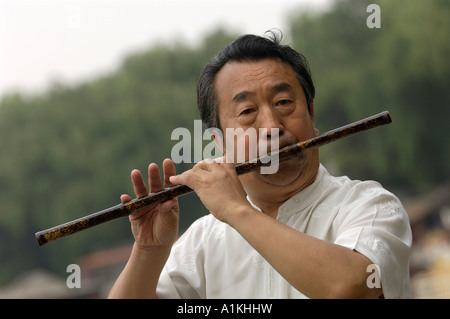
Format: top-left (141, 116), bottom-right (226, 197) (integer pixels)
top-left (156, 164), bottom-right (413, 298)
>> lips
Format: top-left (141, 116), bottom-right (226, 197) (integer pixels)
top-left (268, 136), bottom-right (299, 153)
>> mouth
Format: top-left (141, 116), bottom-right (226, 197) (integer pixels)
top-left (261, 146), bottom-right (305, 171)
top-left (267, 136), bottom-right (299, 153)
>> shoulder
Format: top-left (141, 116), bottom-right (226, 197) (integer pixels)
top-left (321, 165), bottom-right (400, 206)
top-left (320, 166), bottom-right (410, 230)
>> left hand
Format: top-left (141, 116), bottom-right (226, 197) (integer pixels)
top-left (169, 158), bottom-right (249, 224)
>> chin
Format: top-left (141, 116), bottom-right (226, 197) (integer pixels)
top-left (259, 157), bottom-right (304, 186)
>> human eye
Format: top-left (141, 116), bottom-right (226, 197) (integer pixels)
top-left (236, 107), bottom-right (257, 125)
top-left (275, 99), bottom-right (293, 107)
top-left (239, 108), bottom-right (255, 116)
top-left (274, 99), bottom-right (295, 116)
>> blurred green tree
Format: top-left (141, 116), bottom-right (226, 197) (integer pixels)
top-left (290, 0), bottom-right (449, 194)
top-left (0, 0), bottom-right (448, 286)
top-left (0, 29), bottom-right (236, 284)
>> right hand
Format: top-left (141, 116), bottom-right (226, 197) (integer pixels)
top-left (120, 158), bottom-right (179, 248)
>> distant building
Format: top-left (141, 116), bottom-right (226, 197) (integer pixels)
top-left (406, 184), bottom-right (450, 298)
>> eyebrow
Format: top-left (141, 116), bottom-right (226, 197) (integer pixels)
top-left (231, 82), bottom-right (293, 103)
top-left (271, 82), bottom-right (293, 93)
top-left (231, 90), bottom-right (254, 103)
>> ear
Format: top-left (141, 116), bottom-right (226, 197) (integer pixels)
top-left (309, 102), bottom-right (319, 135)
top-left (309, 102), bottom-right (315, 120)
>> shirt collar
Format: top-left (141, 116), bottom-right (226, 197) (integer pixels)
top-left (247, 164), bottom-right (327, 220)
top-left (277, 164), bottom-right (327, 220)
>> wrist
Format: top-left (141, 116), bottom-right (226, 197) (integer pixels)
top-left (131, 241), bottom-right (172, 266)
top-left (225, 204), bottom-right (259, 229)
top-left (109, 242), bottom-right (171, 299)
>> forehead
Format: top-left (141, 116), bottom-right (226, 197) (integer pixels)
top-left (214, 58), bottom-right (300, 102)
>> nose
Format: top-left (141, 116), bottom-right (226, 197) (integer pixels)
top-left (257, 106), bottom-right (284, 139)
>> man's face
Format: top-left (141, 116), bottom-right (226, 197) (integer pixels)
top-left (214, 58), bottom-right (319, 187)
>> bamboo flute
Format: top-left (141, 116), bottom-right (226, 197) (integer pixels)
top-left (35, 111), bottom-right (392, 246)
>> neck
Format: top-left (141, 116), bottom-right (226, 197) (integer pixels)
top-left (242, 157), bottom-right (320, 218)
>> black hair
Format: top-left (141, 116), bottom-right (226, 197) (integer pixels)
top-left (197, 31), bottom-right (315, 129)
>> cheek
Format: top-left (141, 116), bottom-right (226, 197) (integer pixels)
top-left (224, 130), bottom-right (259, 163)
top-left (285, 116), bottom-right (316, 141)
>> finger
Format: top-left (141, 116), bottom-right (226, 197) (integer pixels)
top-left (120, 194), bottom-right (133, 204)
top-left (169, 167), bottom-right (195, 186)
top-left (199, 159), bottom-right (233, 174)
top-left (221, 161), bottom-right (236, 171)
top-left (131, 169), bottom-right (148, 198)
top-left (213, 156), bottom-right (225, 164)
top-left (203, 157), bottom-right (215, 164)
top-left (195, 159), bottom-right (217, 171)
top-left (159, 198), bottom-right (178, 212)
top-left (148, 163), bottom-right (163, 193)
top-left (163, 158), bottom-right (176, 187)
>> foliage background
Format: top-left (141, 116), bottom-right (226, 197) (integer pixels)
top-left (0, 0), bottom-right (448, 292)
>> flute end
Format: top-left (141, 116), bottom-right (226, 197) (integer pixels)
top-left (35, 231), bottom-right (48, 246)
top-left (383, 110), bottom-right (392, 124)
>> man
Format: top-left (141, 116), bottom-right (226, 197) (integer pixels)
top-left (108, 32), bottom-right (412, 299)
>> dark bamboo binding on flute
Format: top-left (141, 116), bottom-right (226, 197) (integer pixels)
top-left (35, 111), bottom-right (392, 246)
